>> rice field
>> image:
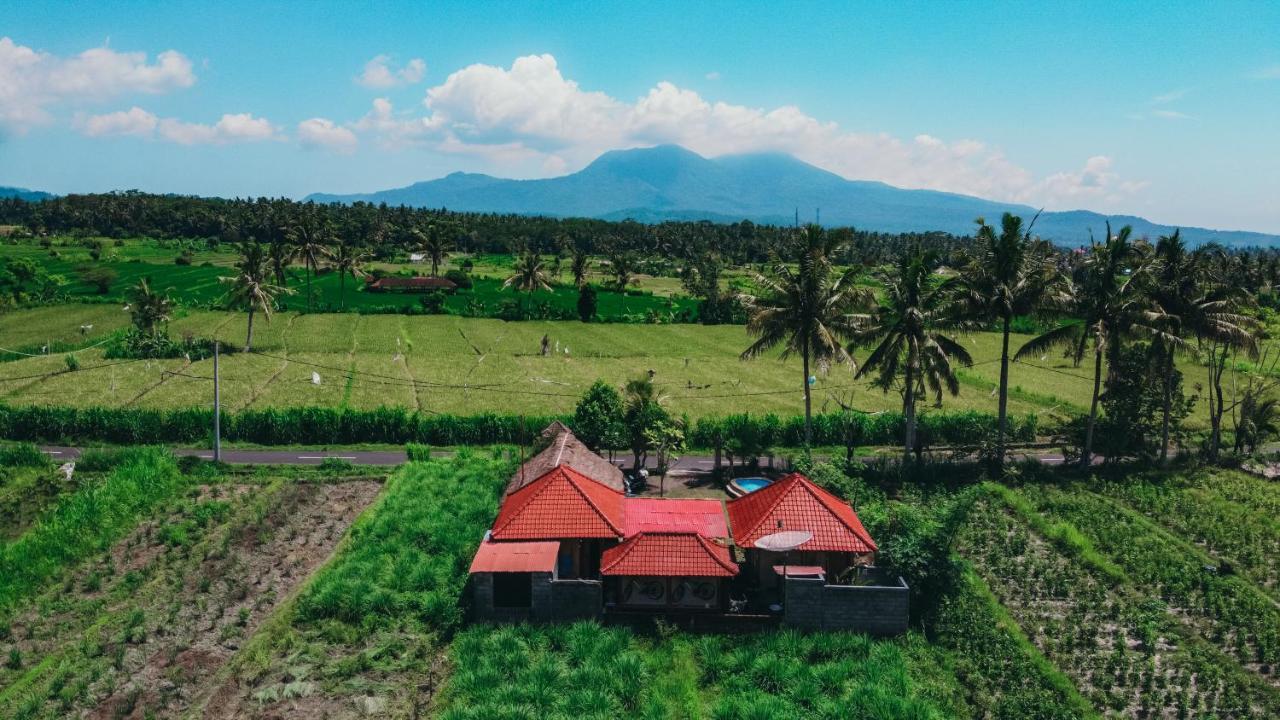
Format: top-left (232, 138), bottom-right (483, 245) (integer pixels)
top-left (0, 305), bottom-right (1119, 422)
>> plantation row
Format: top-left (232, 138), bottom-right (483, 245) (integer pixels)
top-left (0, 402), bottom-right (1039, 449)
top-left (959, 486), bottom-right (1280, 718)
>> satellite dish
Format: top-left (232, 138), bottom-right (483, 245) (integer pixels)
top-left (755, 530), bottom-right (813, 552)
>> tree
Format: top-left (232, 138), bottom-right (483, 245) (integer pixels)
top-left (609, 252), bottom-right (638, 291)
top-left (954, 212), bottom-right (1058, 468)
top-left (126, 277), bottom-right (174, 336)
top-left (220, 242), bottom-right (293, 351)
top-left (623, 375), bottom-right (670, 471)
top-left (287, 216), bottom-right (332, 312)
top-left (739, 225), bottom-right (869, 447)
top-left (853, 245), bottom-right (973, 461)
top-left (682, 251), bottom-right (731, 324)
top-left (330, 240), bottom-right (370, 309)
top-left (503, 251), bottom-right (552, 295)
top-left (646, 418), bottom-right (685, 497)
top-left (1017, 224), bottom-right (1167, 466)
top-left (78, 265), bottom-right (118, 295)
top-left (570, 245), bottom-right (590, 288)
top-left (418, 222), bottom-right (453, 277)
top-left (267, 238), bottom-right (294, 287)
top-left (577, 284), bottom-right (598, 322)
top-left (572, 380), bottom-right (627, 454)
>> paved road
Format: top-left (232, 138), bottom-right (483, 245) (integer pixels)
top-left (37, 445), bottom-right (1076, 469)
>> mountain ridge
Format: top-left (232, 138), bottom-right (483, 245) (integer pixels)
top-left (298, 146), bottom-right (1280, 247)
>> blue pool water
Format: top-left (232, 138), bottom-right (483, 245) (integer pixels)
top-left (735, 477), bottom-right (772, 493)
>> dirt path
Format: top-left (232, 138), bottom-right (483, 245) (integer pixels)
top-left (86, 480), bottom-right (381, 720)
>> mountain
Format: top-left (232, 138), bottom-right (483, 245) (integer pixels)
top-left (0, 186), bottom-right (53, 201)
top-left (308, 145), bottom-right (1280, 247)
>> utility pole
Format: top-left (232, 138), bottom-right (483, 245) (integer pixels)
top-left (213, 341), bottom-right (221, 462)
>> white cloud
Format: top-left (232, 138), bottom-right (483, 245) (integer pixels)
top-left (1152, 109), bottom-right (1193, 120)
top-left (341, 54), bottom-right (1142, 209)
top-left (74, 106), bottom-right (158, 137)
top-left (705, 71), bottom-right (721, 81)
top-left (1151, 88), bottom-right (1187, 104)
top-left (0, 36), bottom-right (194, 134)
top-left (356, 54), bottom-right (426, 88)
top-left (298, 117), bottom-right (357, 153)
top-left (76, 108), bottom-right (279, 144)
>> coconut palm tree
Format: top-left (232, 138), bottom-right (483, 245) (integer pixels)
top-left (504, 251), bottom-right (552, 295)
top-left (739, 224), bottom-right (871, 447)
top-left (570, 245), bottom-right (590, 288)
top-left (126, 278), bottom-right (174, 337)
top-left (1016, 223), bottom-right (1168, 466)
top-left (287, 216), bottom-right (332, 312)
top-left (954, 212), bottom-right (1059, 467)
top-left (331, 240), bottom-right (371, 310)
top-left (852, 245), bottom-right (973, 460)
top-left (418, 222), bottom-right (452, 277)
top-left (220, 242), bottom-right (293, 352)
top-left (609, 252), bottom-right (638, 291)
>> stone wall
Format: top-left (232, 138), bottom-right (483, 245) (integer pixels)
top-left (471, 572), bottom-right (602, 623)
top-left (545, 579), bottom-right (603, 621)
top-left (783, 576), bottom-right (909, 635)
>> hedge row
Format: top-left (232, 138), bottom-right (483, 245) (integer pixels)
top-left (0, 403), bottom-right (1039, 448)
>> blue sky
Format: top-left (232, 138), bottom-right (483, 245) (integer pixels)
top-left (2, 0), bottom-right (1278, 233)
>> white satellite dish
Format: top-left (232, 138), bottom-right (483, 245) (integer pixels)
top-left (755, 530), bottom-right (813, 552)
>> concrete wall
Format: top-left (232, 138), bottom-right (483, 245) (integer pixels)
top-left (783, 576), bottom-right (909, 635)
top-left (471, 572), bottom-right (602, 623)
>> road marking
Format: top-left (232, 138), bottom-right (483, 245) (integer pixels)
top-left (42, 450), bottom-right (62, 455)
top-left (297, 455), bottom-right (358, 460)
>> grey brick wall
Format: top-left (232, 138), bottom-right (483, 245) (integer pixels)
top-left (783, 576), bottom-right (909, 635)
top-left (545, 579), bottom-right (603, 621)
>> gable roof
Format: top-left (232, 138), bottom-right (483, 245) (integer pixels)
top-left (623, 498), bottom-right (728, 538)
top-left (600, 532), bottom-right (739, 577)
top-left (507, 424), bottom-right (626, 496)
top-left (491, 465), bottom-right (626, 540)
top-left (727, 473), bottom-right (876, 553)
top-left (469, 540), bottom-right (559, 573)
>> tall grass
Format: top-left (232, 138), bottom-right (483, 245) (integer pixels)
top-left (0, 447), bottom-right (183, 611)
top-left (295, 449), bottom-right (509, 631)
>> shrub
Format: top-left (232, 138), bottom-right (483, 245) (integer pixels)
top-left (0, 443), bottom-right (50, 468)
top-left (444, 269), bottom-right (473, 289)
top-left (405, 443), bottom-right (432, 462)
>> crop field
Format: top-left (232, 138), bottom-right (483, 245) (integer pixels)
top-left (3, 442), bottom-right (1280, 717)
top-left (0, 304), bottom-right (1153, 425)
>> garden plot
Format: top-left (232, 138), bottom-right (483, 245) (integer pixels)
top-left (1093, 470), bottom-right (1280, 601)
top-left (0, 464), bottom-right (72, 540)
top-left (957, 497), bottom-right (1280, 718)
top-left (1015, 483), bottom-right (1280, 683)
top-left (0, 304), bottom-right (131, 354)
top-left (0, 475), bottom-right (381, 720)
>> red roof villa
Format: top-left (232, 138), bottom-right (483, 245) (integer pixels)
top-left (468, 423), bottom-right (910, 633)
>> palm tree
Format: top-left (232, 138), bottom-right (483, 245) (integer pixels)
top-left (570, 245), bottom-right (590, 288)
top-left (1016, 224), bottom-right (1167, 466)
top-left (609, 252), bottom-right (638, 291)
top-left (331, 241), bottom-right (371, 309)
top-left (287, 216), bottom-right (332, 312)
top-left (267, 237), bottom-right (294, 288)
top-left (220, 242), bottom-right (293, 352)
top-left (853, 246), bottom-right (973, 460)
top-left (419, 222), bottom-right (452, 277)
top-left (1149, 233), bottom-right (1259, 461)
top-left (739, 224), bottom-right (871, 447)
top-left (126, 278), bottom-right (174, 337)
top-left (504, 251), bottom-right (552, 295)
top-left (954, 212), bottom-right (1058, 467)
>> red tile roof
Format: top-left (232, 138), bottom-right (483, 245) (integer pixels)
top-left (491, 465), bottom-right (625, 540)
top-left (368, 276), bottom-right (457, 292)
top-left (727, 473), bottom-right (877, 553)
top-left (600, 532), bottom-right (739, 577)
top-left (469, 540), bottom-right (559, 573)
top-left (623, 498), bottom-right (728, 538)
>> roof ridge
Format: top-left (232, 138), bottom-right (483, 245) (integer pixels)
top-left (695, 533), bottom-right (739, 573)
top-left (562, 465), bottom-right (624, 536)
top-left (601, 530), bottom-right (643, 573)
top-left (552, 430), bottom-right (569, 466)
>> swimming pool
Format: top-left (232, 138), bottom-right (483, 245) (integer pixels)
top-left (728, 477), bottom-right (773, 497)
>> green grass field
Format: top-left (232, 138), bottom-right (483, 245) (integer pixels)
top-left (0, 304), bottom-right (1114, 423)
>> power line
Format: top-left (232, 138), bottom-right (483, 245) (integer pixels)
top-left (0, 358), bottom-right (149, 384)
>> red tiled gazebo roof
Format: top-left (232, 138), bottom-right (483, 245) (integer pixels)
top-left (468, 540), bottom-right (559, 573)
top-left (600, 532), bottom-right (739, 577)
top-left (727, 473), bottom-right (876, 553)
top-left (623, 498), bottom-right (728, 538)
top-left (491, 465), bottom-right (625, 541)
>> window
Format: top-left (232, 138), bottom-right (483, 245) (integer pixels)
top-left (493, 572), bottom-right (533, 608)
